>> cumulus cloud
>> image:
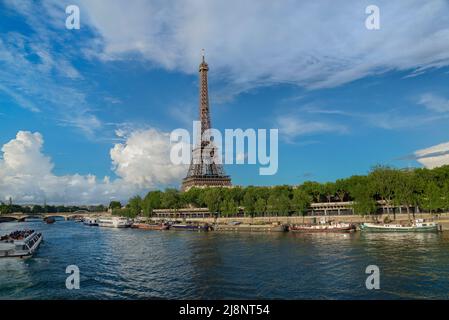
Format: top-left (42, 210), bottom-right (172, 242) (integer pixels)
top-left (76, 0), bottom-right (449, 91)
top-left (415, 141), bottom-right (449, 169)
top-left (110, 129), bottom-right (187, 187)
top-left (0, 130), bottom-right (186, 204)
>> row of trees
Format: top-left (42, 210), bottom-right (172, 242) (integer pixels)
top-left (120, 165), bottom-right (449, 219)
top-left (3, 165), bottom-right (448, 219)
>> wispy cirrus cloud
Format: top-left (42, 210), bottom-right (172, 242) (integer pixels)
top-left (275, 113), bottom-right (348, 143)
top-left (299, 102), bottom-right (449, 131)
top-left (75, 0), bottom-right (449, 93)
top-left (418, 93), bottom-right (449, 113)
top-left (4, 0), bottom-right (449, 137)
top-left (0, 1), bottom-right (102, 137)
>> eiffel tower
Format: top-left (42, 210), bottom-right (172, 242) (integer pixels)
top-left (181, 52), bottom-right (232, 192)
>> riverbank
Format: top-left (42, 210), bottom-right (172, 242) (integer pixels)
top-left (3, 212), bottom-right (449, 231)
top-left (151, 212), bottom-right (449, 231)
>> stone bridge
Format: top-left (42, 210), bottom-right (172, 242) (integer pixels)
top-left (0, 210), bottom-right (95, 222)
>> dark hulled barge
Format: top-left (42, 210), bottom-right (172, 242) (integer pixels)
top-left (170, 223), bottom-right (212, 231)
top-left (131, 223), bottom-right (170, 230)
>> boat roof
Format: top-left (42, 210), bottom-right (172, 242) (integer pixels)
top-left (0, 242), bottom-right (15, 250)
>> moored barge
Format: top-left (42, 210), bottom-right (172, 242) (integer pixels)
top-left (360, 219), bottom-right (439, 232)
top-left (289, 222), bottom-right (356, 233)
top-left (131, 223), bottom-right (169, 230)
top-left (44, 217), bottom-right (56, 224)
top-left (170, 223), bottom-right (212, 231)
top-left (215, 223), bottom-right (288, 232)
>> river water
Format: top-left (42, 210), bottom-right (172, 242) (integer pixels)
top-left (0, 220), bottom-right (448, 299)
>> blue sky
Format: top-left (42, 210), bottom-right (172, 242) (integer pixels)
top-left (1, 0), bottom-right (449, 204)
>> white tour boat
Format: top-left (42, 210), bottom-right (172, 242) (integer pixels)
top-left (98, 217), bottom-right (131, 228)
top-left (0, 230), bottom-right (43, 258)
top-left (83, 217), bottom-right (99, 226)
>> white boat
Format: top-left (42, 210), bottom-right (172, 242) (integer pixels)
top-left (360, 219), bottom-right (439, 232)
top-left (83, 217), bottom-right (98, 226)
top-left (289, 222), bottom-right (355, 233)
top-left (98, 217), bottom-right (131, 228)
top-left (0, 230), bottom-right (43, 259)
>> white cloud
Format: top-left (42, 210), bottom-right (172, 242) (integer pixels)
top-left (110, 129), bottom-right (187, 187)
top-left (299, 104), bottom-right (449, 131)
top-left (0, 130), bottom-right (186, 204)
top-left (275, 114), bottom-right (348, 143)
top-left (0, 2), bottom-right (101, 136)
top-left (415, 141), bottom-right (449, 169)
top-left (76, 0), bottom-right (449, 91)
top-left (418, 93), bottom-right (449, 113)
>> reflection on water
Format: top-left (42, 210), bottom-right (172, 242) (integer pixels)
top-left (0, 221), bottom-right (448, 299)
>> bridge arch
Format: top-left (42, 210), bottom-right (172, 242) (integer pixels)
top-left (0, 216), bottom-right (20, 223)
top-left (43, 215), bottom-right (67, 220)
top-left (72, 210), bottom-right (90, 214)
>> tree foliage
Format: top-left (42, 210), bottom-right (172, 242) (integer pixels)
top-left (3, 165), bottom-right (449, 218)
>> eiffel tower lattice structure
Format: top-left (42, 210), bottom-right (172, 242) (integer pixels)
top-left (181, 52), bottom-right (232, 192)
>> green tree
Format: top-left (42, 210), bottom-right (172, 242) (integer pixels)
top-left (128, 195), bottom-right (143, 217)
top-left (32, 205), bottom-right (44, 214)
top-left (322, 182), bottom-right (336, 203)
top-left (0, 202), bottom-right (12, 215)
top-left (267, 186), bottom-right (291, 216)
top-left (112, 207), bottom-right (133, 218)
top-left (161, 188), bottom-right (183, 209)
top-left (243, 186), bottom-right (258, 216)
top-left (182, 188), bottom-right (203, 207)
top-left (201, 188), bottom-right (224, 214)
top-left (109, 201), bottom-right (122, 210)
top-left (335, 179), bottom-right (348, 202)
top-left (142, 191), bottom-right (162, 216)
top-left (346, 175), bottom-right (377, 217)
top-left (302, 181), bottom-right (322, 203)
top-left (254, 198), bottom-right (267, 216)
top-left (369, 166), bottom-right (398, 218)
top-left (420, 181), bottom-right (443, 214)
top-left (292, 188), bottom-right (311, 222)
top-left (221, 199), bottom-right (238, 216)
top-left (393, 171), bottom-right (416, 221)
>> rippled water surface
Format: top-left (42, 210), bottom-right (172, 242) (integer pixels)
top-left (1, 220), bottom-right (449, 299)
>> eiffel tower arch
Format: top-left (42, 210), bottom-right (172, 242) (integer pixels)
top-left (181, 52), bottom-right (232, 192)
